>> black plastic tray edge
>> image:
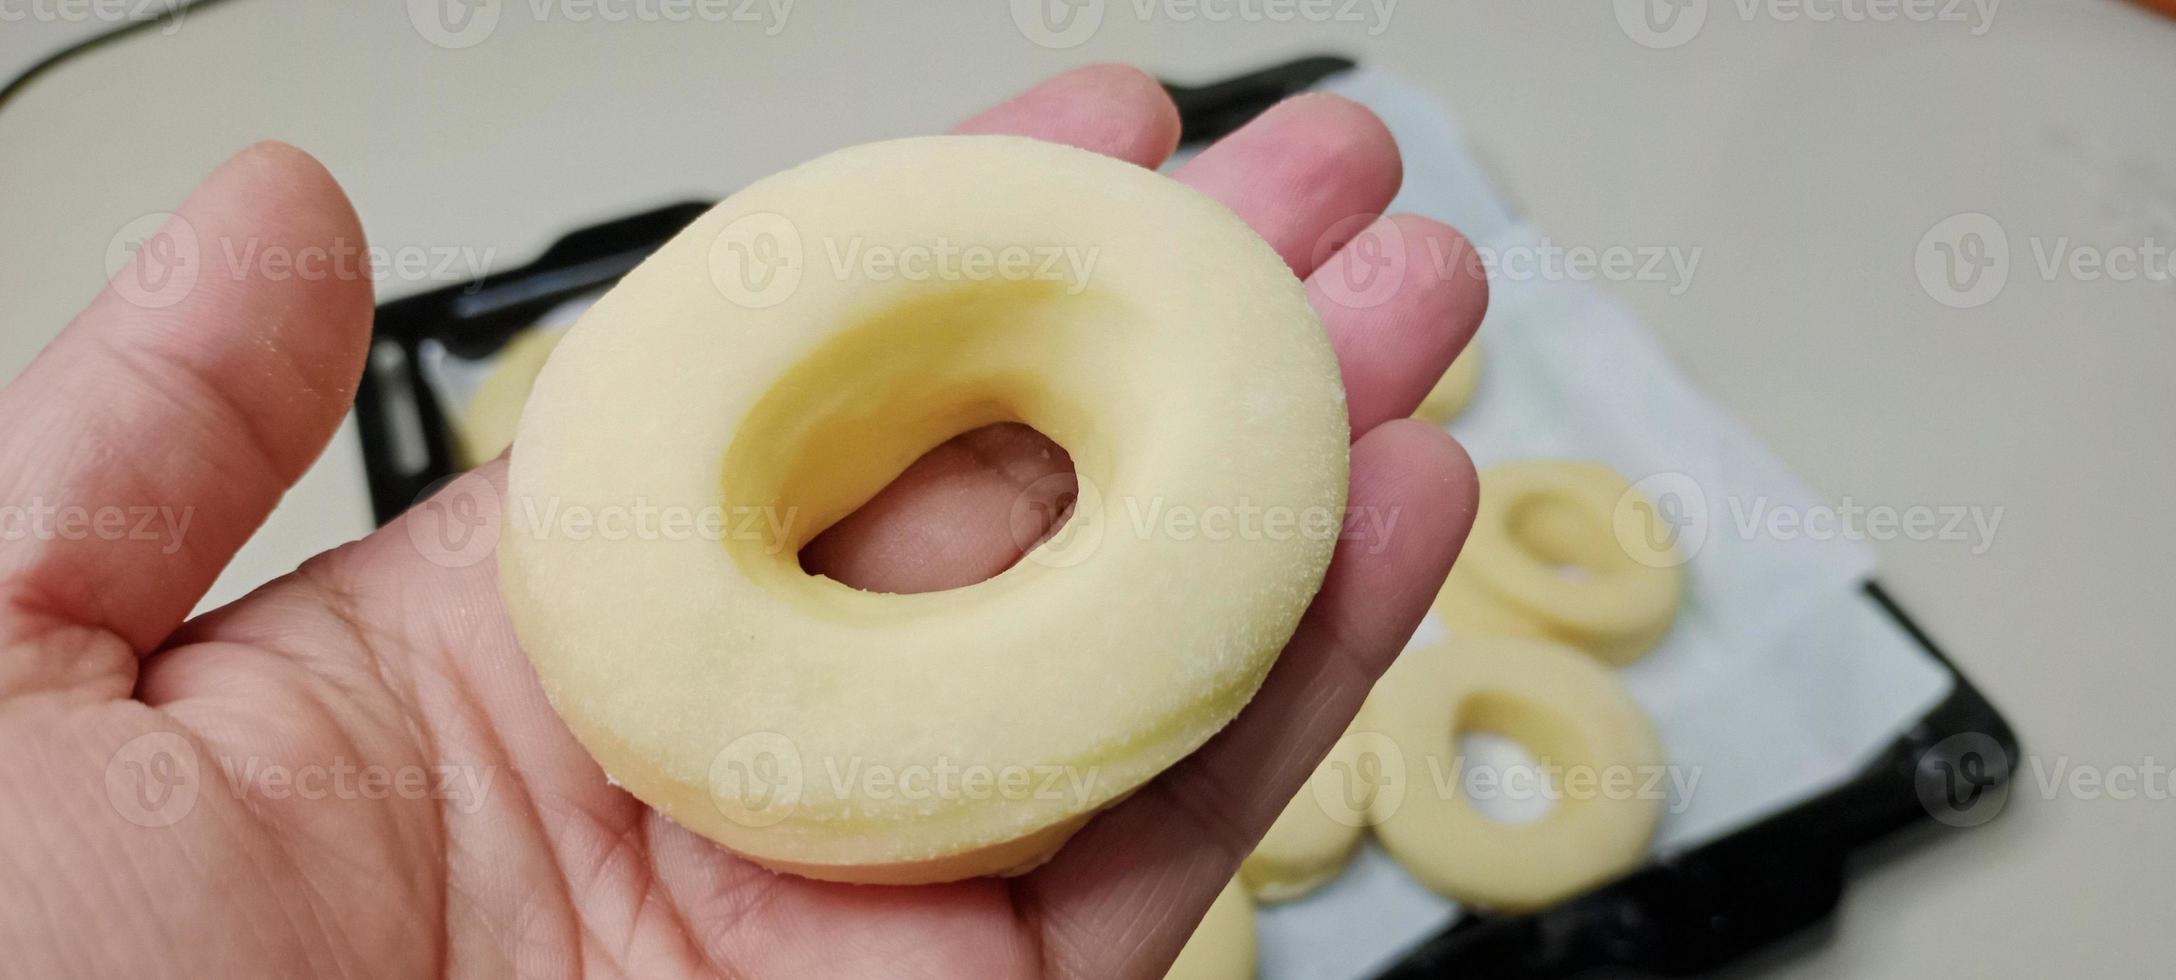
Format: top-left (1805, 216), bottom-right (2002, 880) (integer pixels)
top-left (342, 55), bottom-right (2021, 978)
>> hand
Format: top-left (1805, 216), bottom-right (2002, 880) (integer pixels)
top-left (0, 65), bottom-right (1485, 978)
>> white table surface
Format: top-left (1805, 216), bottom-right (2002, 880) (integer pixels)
top-left (3, 3), bottom-right (2171, 976)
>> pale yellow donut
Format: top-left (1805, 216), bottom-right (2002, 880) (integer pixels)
top-left (1413, 342), bottom-right (1480, 424)
top-left (501, 135), bottom-right (1349, 884)
top-left (1166, 879), bottom-right (1256, 980)
top-left (457, 327), bottom-right (564, 467)
top-left (1434, 460), bottom-right (1681, 664)
top-left (1363, 635), bottom-right (1664, 912)
top-left (1239, 730), bottom-right (1372, 902)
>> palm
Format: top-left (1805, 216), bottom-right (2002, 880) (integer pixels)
top-left (0, 66), bottom-right (1485, 979)
top-left (145, 529), bottom-right (1039, 978)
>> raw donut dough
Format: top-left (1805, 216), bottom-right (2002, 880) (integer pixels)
top-left (1239, 730), bottom-right (1371, 902)
top-left (1235, 727), bottom-right (1366, 901)
top-left (1166, 879), bottom-right (1257, 980)
top-left (1413, 342), bottom-right (1479, 424)
top-left (1434, 460), bottom-right (1681, 664)
top-left (1363, 635), bottom-right (1663, 912)
top-left (458, 327), bottom-right (564, 466)
top-left (500, 135), bottom-right (1349, 884)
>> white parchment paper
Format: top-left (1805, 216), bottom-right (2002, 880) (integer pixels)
top-left (1249, 70), bottom-right (1956, 980)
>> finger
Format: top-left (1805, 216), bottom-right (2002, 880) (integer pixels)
top-left (1174, 93), bottom-right (1403, 277)
top-left (0, 142), bottom-right (371, 698)
top-left (954, 62), bottom-right (1182, 168)
top-left (1023, 420), bottom-right (1477, 978)
top-left (1309, 214), bottom-right (1490, 432)
top-left (797, 422), bottom-right (1070, 594)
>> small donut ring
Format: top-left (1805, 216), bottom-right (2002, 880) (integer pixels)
top-left (458, 327), bottom-right (564, 466)
top-left (501, 136), bottom-right (1349, 884)
top-left (1363, 635), bottom-right (1664, 912)
top-left (1167, 879), bottom-right (1257, 980)
top-left (1435, 460), bottom-right (1682, 664)
top-left (1240, 729), bottom-right (1373, 902)
top-left (1413, 341), bottom-right (1480, 424)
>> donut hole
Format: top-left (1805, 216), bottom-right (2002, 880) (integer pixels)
top-left (721, 279), bottom-right (1123, 606)
top-left (1454, 731), bottom-right (1556, 825)
top-left (798, 422), bottom-right (1078, 593)
top-left (1505, 490), bottom-right (1617, 583)
top-left (1453, 691), bottom-right (1587, 826)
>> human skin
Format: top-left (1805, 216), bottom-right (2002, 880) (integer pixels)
top-left (0, 64), bottom-right (1486, 979)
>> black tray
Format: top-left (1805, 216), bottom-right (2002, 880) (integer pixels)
top-left (347, 57), bottom-right (2020, 979)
